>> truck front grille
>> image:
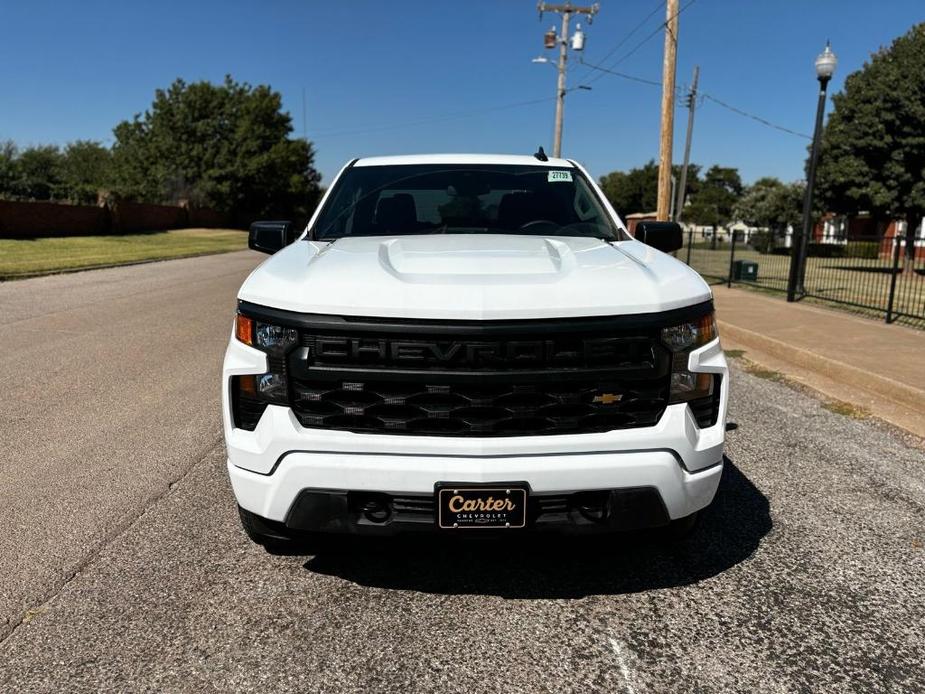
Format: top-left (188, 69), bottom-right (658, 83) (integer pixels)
top-left (272, 312), bottom-right (676, 437)
top-left (291, 377), bottom-right (668, 436)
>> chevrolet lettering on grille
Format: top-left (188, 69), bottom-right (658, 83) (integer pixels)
top-left (311, 336), bottom-right (651, 368)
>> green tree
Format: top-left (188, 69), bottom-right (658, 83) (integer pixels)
top-left (734, 177), bottom-right (804, 251)
top-left (14, 145), bottom-right (64, 200)
top-left (816, 23), bottom-right (925, 256)
top-left (734, 177), bottom-right (804, 230)
top-left (599, 161), bottom-right (657, 215)
top-left (599, 161), bottom-right (700, 216)
top-left (60, 140), bottom-right (112, 204)
top-left (111, 76), bottom-right (322, 219)
top-left (684, 165), bottom-right (743, 228)
top-left (0, 140), bottom-right (18, 198)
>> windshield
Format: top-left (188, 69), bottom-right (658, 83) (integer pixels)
top-left (312, 163), bottom-right (627, 241)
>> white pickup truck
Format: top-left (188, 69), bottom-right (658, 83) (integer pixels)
top-left (222, 153), bottom-right (728, 553)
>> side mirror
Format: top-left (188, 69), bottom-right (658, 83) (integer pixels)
top-left (248, 220), bottom-right (296, 254)
top-left (634, 221), bottom-right (683, 253)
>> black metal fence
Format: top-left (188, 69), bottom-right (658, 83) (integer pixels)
top-left (680, 228), bottom-right (925, 329)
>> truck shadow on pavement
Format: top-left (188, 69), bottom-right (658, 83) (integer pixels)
top-left (303, 457), bottom-right (771, 599)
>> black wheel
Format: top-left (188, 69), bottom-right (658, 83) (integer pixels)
top-left (238, 506), bottom-right (328, 555)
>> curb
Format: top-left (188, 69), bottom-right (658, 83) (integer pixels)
top-left (718, 320), bottom-right (925, 414)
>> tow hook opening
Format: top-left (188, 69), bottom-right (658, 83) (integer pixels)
top-left (572, 491), bottom-right (610, 524)
top-left (354, 493), bottom-right (392, 524)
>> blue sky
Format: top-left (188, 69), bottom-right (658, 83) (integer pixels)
top-left (1, 1), bottom-right (922, 185)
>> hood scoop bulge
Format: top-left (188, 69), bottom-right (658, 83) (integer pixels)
top-left (376, 235), bottom-right (579, 280)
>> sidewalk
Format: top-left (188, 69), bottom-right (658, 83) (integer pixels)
top-left (712, 285), bottom-right (925, 438)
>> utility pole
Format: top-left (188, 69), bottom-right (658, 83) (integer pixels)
top-left (656, 0), bottom-right (679, 220)
top-left (552, 9), bottom-right (570, 158)
top-left (537, 2), bottom-right (599, 157)
top-left (669, 175), bottom-right (677, 220)
top-left (674, 66), bottom-right (699, 222)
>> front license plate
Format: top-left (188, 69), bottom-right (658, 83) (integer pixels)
top-left (437, 485), bottom-right (527, 529)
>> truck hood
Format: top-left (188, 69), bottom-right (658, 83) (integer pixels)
top-left (238, 234), bottom-right (712, 320)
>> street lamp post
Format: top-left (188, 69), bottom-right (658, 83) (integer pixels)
top-left (787, 43), bottom-right (837, 302)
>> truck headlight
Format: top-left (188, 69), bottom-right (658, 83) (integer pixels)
top-left (235, 314), bottom-right (297, 356)
top-left (255, 372), bottom-right (288, 404)
top-left (661, 312), bottom-right (717, 403)
top-left (231, 314), bottom-right (297, 429)
top-left (661, 312), bottom-right (716, 352)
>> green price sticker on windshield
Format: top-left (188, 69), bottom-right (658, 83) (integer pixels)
top-left (548, 170), bottom-right (573, 183)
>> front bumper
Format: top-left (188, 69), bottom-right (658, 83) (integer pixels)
top-left (240, 485), bottom-right (680, 537)
top-left (223, 334), bottom-right (728, 532)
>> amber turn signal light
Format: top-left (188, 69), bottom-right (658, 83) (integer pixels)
top-left (238, 374), bottom-right (258, 397)
top-left (235, 314), bottom-right (254, 346)
top-left (698, 312), bottom-right (717, 344)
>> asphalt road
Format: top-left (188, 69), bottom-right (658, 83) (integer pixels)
top-left (1, 253), bottom-right (924, 693)
top-left (0, 251), bottom-right (259, 638)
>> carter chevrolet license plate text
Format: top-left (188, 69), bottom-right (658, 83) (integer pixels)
top-left (437, 486), bottom-right (527, 529)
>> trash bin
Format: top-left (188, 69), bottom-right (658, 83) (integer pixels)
top-left (732, 260), bottom-right (758, 281)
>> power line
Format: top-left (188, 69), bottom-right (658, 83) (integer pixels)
top-left (610, 0), bottom-right (694, 68)
top-left (578, 58), bottom-right (667, 89)
top-left (701, 94), bottom-right (812, 140)
top-left (585, 0), bottom-right (697, 86)
top-left (577, 59), bottom-right (813, 140)
top-left (308, 90), bottom-right (589, 140)
top-left (573, 0), bottom-right (664, 81)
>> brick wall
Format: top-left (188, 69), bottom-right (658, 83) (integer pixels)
top-left (187, 206), bottom-right (229, 228)
top-left (110, 201), bottom-right (187, 234)
top-left (0, 200), bottom-right (111, 238)
top-left (0, 199), bottom-right (232, 238)
top-left (625, 213), bottom-right (658, 236)
top-left (880, 220), bottom-right (925, 260)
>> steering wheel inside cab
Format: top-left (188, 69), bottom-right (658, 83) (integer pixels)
top-left (516, 219), bottom-right (560, 233)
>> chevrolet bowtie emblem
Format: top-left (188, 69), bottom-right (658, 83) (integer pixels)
top-left (593, 392), bottom-right (623, 405)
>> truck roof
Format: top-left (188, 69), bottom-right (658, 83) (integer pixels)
top-left (353, 153), bottom-right (576, 168)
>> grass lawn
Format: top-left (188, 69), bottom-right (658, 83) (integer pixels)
top-left (0, 228), bottom-right (249, 280)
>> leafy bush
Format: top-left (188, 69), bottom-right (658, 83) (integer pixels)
top-left (747, 230), bottom-right (773, 253)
